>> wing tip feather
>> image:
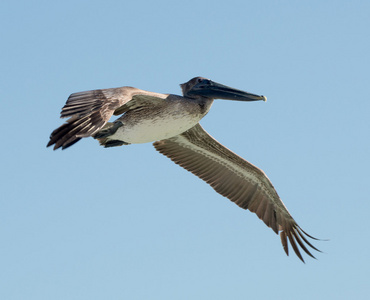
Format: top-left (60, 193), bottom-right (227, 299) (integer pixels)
top-left (279, 224), bottom-right (323, 263)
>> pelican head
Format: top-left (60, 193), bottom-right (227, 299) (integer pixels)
top-left (181, 77), bottom-right (267, 102)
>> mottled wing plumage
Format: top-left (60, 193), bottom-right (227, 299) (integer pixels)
top-left (47, 87), bottom-right (166, 150)
top-left (113, 94), bottom-right (168, 116)
top-left (153, 123), bottom-right (320, 262)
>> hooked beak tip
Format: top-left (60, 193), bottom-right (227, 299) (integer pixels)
top-left (262, 96), bottom-right (267, 102)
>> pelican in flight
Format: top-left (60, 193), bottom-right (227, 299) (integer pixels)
top-left (47, 77), bottom-right (320, 262)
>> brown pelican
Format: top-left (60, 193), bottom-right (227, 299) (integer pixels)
top-left (47, 77), bottom-right (320, 262)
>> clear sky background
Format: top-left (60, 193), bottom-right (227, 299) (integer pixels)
top-left (1, 1), bottom-right (370, 299)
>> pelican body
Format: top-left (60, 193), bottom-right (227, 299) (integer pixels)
top-left (47, 77), bottom-right (320, 262)
top-left (101, 88), bottom-right (212, 145)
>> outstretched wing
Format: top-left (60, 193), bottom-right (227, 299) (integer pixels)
top-left (47, 87), bottom-right (166, 150)
top-left (153, 123), bottom-right (320, 262)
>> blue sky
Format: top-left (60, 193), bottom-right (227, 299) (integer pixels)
top-left (1, 0), bottom-right (370, 299)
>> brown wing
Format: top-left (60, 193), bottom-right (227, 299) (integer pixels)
top-left (153, 123), bottom-right (320, 262)
top-left (47, 87), bottom-right (167, 150)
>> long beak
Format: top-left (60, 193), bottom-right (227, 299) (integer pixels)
top-left (187, 80), bottom-right (267, 102)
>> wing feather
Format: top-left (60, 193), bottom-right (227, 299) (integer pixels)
top-left (153, 123), bottom-right (319, 262)
top-left (47, 87), bottom-right (167, 150)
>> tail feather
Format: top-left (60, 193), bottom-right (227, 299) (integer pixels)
top-left (96, 138), bottom-right (129, 148)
